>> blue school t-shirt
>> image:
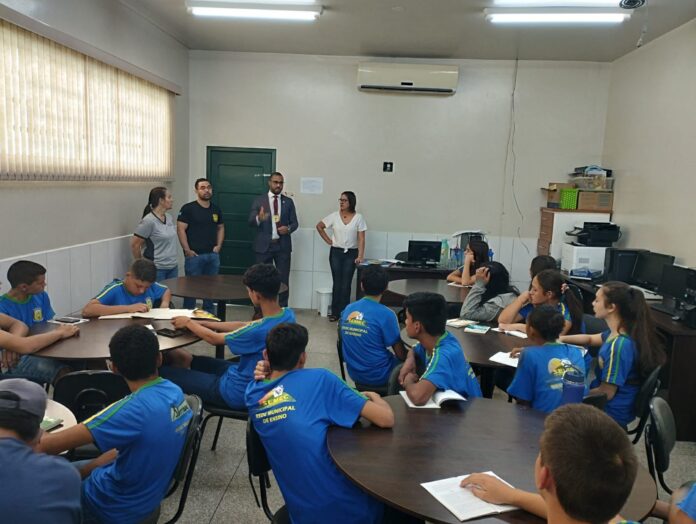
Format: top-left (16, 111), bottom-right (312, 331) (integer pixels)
top-left (340, 297), bottom-right (401, 386)
top-left (413, 332), bottom-right (482, 398)
top-left (0, 292), bottom-right (54, 326)
top-left (508, 343), bottom-right (586, 414)
top-left (94, 279), bottom-right (167, 309)
top-left (678, 484), bottom-right (696, 520)
top-left (219, 308), bottom-right (296, 409)
top-left (245, 368), bottom-right (383, 524)
top-left (84, 377), bottom-right (192, 524)
top-left (519, 302), bottom-right (570, 322)
top-left (591, 331), bottom-right (640, 427)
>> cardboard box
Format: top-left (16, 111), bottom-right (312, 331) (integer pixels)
top-left (541, 182), bottom-right (576, 208)
top-left (577, 190), bottom-right (613, 212)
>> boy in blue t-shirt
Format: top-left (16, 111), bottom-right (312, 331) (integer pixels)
top-left (38, 324), bottom-right (192, 524)
top-left (508, 306), bottom-right (586, 414)
top-left (246, 323), bottom-right (395, 524)
top-left (399, 292), bottom-right (482, 405)
top-left (160, 264), bottom-right (295, 410)
top-left (0, 261), bottom-right (72, 384)
top-left (340, 265), bottom-right (406, 387)
top-left (82, 259), bottom-right (171, 318)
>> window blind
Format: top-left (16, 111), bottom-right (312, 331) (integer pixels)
top-left (0, 20), bottom-right (172, 181)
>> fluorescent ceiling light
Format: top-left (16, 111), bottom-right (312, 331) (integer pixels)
top-left (186, 1), bottom-right (322, 21)
top-left (485, 8), bottom-right (630, 24)
top-left (493, 1), bottom-right (620, 6)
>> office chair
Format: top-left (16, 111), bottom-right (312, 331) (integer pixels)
top-left (200, 402), bottom-right (248, 451)
top-left (53, 370), bottom-right (130, 422)
top-left (644, 396), bottom-right (676, 494)
top-left (246, 420), bottom-right (289, 523)
top-left (628, 365), bottom-right (662, 444)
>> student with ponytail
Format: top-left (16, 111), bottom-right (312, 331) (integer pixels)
top-left (498, 269), bottom-right (583, 336)
top-left (561, 281), bottom-right (665, 427)
top-left (131, 187), bottom-right (179, 282)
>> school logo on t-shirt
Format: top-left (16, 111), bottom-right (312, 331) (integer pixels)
top-left (346, 311), bottom-right (366, 327)
top-left (547, 358), bottom-right (575, 389)
top-left (258, 385), bottom-right (296, 408)
top-left (146, 298), bottom-right (153, 309)
top-left (171, 399), bottom-right (192, 422)
top-left (33, 308), bottom-right (43, 322)
top-left (212, 213), bottom-right (219, 223)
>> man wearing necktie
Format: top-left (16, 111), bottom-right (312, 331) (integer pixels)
top-left (248, 172), bottom-right (299, 307)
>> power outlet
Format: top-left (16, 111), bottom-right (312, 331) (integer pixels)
top-left (383, 161), bottom-right (394, 173)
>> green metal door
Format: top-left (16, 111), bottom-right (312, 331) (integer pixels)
top-left (207, 147), bottom-right (276, 275)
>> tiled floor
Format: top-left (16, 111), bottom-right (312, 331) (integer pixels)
top-left (159, 306), bottom-right (696, 523)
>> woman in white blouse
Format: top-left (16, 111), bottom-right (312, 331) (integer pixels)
top-left (316, 191), bottom-right (367, 321)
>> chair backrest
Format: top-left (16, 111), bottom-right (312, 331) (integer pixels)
top-left (387, 363), bottom-right (403, 396)
top-left (53, 371), bottom-right (130, 422)
top-left (633, 365), bottom-right (662, 418)
top-left (169, 395), bottom-right (203, 488)
top-left (247, 419), bottom-right (271, 477)
top-left (395, 251), bottom-right (408, 262)
top-left (582, 393), bottom-right (608, 410)
top-left (647, 397), bottom-right (676, 475)
top-left (582, 313), bottom-right (608, 335)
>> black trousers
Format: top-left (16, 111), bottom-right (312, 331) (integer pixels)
top-left (329, 247), bottom-right (358, 317)
top-left (256, 243), bottom-right (291, 307)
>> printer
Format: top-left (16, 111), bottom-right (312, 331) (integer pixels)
top-left (561, 222), bottom-right (621, 278)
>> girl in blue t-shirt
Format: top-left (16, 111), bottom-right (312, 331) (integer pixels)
top-left (498, 269), bottom-right (583, 336)
top-left (508, 305), bottom-right (586, 413)
top-left (561, 281), bottom-right (666, 427)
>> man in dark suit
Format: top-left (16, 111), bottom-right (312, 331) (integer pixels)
top-left (248, 172), bottom-right (299, 307)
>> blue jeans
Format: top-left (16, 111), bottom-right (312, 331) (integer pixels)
top-left (156, 265), bottom-right (178, 282)
top-left (329, 247), bottom-right (358, 317)
top-left (183, 252), bottom-right (220, 312)
top-left (159, 355), bottom-right (235, 408)
top-left (8, 354), bottom-right (70, 384)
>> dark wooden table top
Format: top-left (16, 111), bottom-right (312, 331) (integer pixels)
top-left (400, 326), bottom-right (533, 368)
top-left (161, 275), bottom-right (288, 302)
top-left (388, 278), bottom-right (470, 305)
top-left (30, 318), bottom-right (198, 360)
top-left (327, 396), bottom-right (656, 524)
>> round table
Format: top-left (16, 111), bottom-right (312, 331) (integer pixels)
top-left (400, 326), bottom-right (533, 397)
top-left (327, 396), bottom-right (657, 524)
top-left (45, 399), bottom-right (77, 432)
top-left (388, 279), bottom-right (469, 305)
top-left (161, 275), bottom-right (288, 358)
top-left (31, 318), bottom-right (199, 360)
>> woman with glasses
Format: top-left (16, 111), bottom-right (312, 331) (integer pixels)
top-left (316, 191), bottom-right (367, 321)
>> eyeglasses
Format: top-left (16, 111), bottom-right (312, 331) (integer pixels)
top-left (338, 198), bottom-right (348, 202)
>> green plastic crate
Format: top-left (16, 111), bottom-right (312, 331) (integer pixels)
top-left (559, 188), bottom-right (579, 209)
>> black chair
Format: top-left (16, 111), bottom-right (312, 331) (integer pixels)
top-left (143, 395), bottom-right (204, 524)
top-left (644, 396), bottom-right (676, 494)
top-left (627, 365), bottom-right (662, 444)
top-left (246, 420), bottom-right (289, 522)
top-left (387, 363), bottom-right (404, 396)
top-left (200, 403), bottom-right (248, 451)
top-left (395, 251), bottom-right (408, 262)
top-left (53, 370), bottom-right (130, 422)
top-left (354, 382), bottom-right (388, 396)
top-left (582, 393), bottom-right (608, 410)
top-left (582, 313), bottom-right (608, 335)
top-left (336, 326), bottom-right (347, 381)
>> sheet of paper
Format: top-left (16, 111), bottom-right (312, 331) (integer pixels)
top-left (489, 352), bottom-right (519, 368)
top-left (492, 328), bottom-right (528, 339)
top-left (300, 177), bottom-right (323, 194)
top-left (421, 471), bottom-right (517, 522)
top-left (447, 282), bottom-right (465, 288)
top-left (446, 319), bottom-right (476, 328)
top-left (99, 308), bottom-right (219, 321)
top-left (399, 391), bottom-right (439, 409)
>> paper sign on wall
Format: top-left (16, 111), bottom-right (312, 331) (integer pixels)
top-left (300, 177), bottom-right (323, 195)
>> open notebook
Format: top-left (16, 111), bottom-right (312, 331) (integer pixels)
top-left (400, 390), bottom-right (466, 409)
top-left (99, 308), bottom-right (219, 321)
top-left (421, 471), bottom-right (517, 521)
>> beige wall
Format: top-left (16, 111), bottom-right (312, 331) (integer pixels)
top-left (603, 19), bottom-right (696, 266)
top-left (189, 52), bottom-right (610, 240)
top-left (0, 0), bottom-right (189, 258)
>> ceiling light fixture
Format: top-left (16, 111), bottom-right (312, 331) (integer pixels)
top-left (484, 8), bottom-right (630, 24)
top-left (186, 1), bottom-right (322, 21)
top-left (493, 1), bottom-right (620, 6)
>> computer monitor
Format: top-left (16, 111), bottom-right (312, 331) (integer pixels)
top-left (603, 248), bottom-right (646, 283)
top-left (407, 240), bottom-right (441, 264)
top-left (631, 251), bottom-right (675, 291)
top-left (658, 265), bottom-right (692, 302)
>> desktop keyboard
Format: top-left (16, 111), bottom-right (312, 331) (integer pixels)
top-left (630, 285), bottom-right (663, 301)
top-left (650, 302), bottom-right (679, 317)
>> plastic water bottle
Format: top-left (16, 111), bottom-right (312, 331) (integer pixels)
top-left (560, 369), bottom-right (585, 406)
top-left (488, 248), bottom-right (495, 261)
top-left (440, 239), bottom-right (449, 267)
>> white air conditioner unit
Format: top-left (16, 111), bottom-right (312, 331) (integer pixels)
top-left (357, 63), bottom-right (458, 95)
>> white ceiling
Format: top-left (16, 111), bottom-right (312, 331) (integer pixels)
top-left (121, 0), bottom-right (696, 62)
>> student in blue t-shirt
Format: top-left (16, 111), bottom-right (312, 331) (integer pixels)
top-left (561, 281), bottom-right (666, 427)
top-left (498, 269), bottom-right (583, 336)
top-left (38, 324), bottom-right (192, 524)
top-left (507, 305), bottom-right (586, 414)
top-left (0, 261), bottom-right (76, 384)
top-left (246, 323), bottom-right (395, 524)
top-left (673, 483), bottom-right (696, 524)
top-left (160, 263), bottom-right (295, 410)
top-left (340, 265), bottom-right (406, 387)
top-left (398, 292), bottom-right (482, 405)
top-left (82, 259), bottom-right (171, 318)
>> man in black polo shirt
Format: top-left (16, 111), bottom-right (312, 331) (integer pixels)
top-left (177, 178), bottom-right (225, 313)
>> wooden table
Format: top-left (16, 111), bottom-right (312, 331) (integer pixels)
top-left (31, 318), bottom-right (198, 360)
top-left (161, 275), bottom-right (288, 358)
top-left (388, 278), bottom-right (469, 306)
top-left (327, 396), bottom-right (657, 524)
top-left (45, 399), bottom-right (77, 432)
top-left (357, 265), bottom-right (452, 306)
top-left (401, 326), bottom-right (532, 398)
